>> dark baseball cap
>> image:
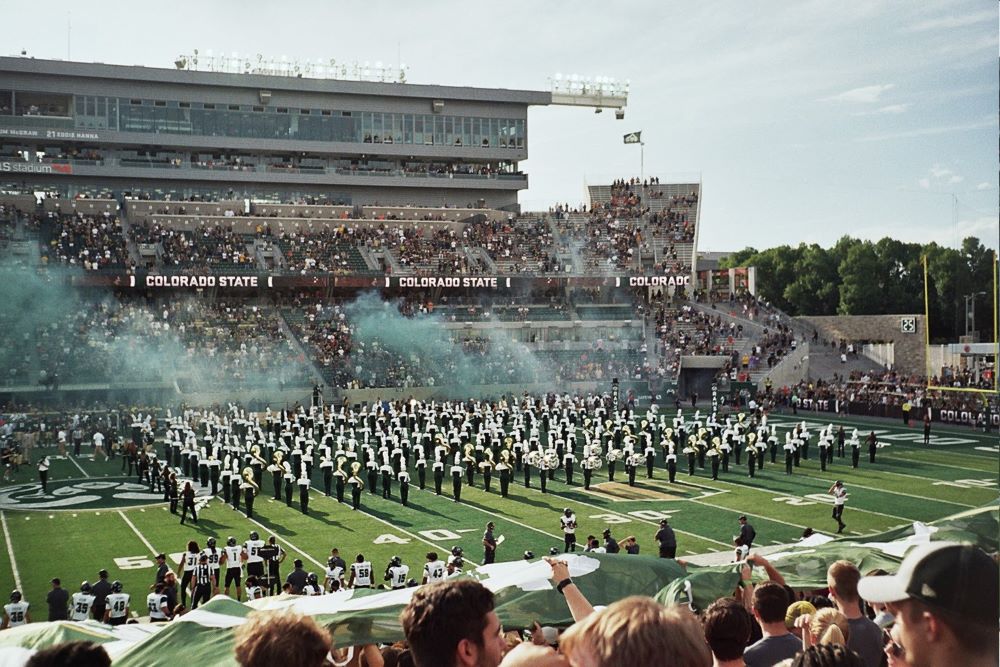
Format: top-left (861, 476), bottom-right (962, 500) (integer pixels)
top-left (858, 542), bottom-right (998, 625)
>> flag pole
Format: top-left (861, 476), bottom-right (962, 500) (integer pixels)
top-left (640, 141), bottom-right (644, 184)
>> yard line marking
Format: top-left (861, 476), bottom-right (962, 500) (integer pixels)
top-left (414, 486), bottom-right (565, 543)
top-left (792, 472), bottom-right (974, 508)
top-left (1, 512), bottom-right (22, 590)
top-left (308, 489), bottom-right (481, 566)
top-left (118, 511), bottom-right (157, 556)
top-left (67, 455), bottom-right (90, 477)
top-left (514, 480), bottom-right (734, 549)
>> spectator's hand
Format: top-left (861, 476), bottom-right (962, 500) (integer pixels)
top-left (530, 621), bottom-right (546, 645)
top-left (499, 642), bottom-right (568, 667)
top-left (543, 557), bottom-right (570, 584)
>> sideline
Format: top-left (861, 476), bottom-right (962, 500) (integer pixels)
top-left (1, 511), bottom-right (23, 590)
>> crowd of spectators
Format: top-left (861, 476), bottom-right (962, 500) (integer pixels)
top-left (39, 212), bottom-right (131, 271)
top-left (129, 222), bottom-right (257, 271)
top-left (466, 217), bottom-right (560, 274)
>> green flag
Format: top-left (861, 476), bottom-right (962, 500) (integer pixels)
top-left (623, 131), bottom-right (642, 144)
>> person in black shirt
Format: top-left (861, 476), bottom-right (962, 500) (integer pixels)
top-left (603, 528), bottom-right (620, 554)
top-left (46, 578), bottom-right (69, 621)
top-left (655, 519), bottom-right (677, 558)
top-left (154, 553), bottom-right (169, 585)
top-left (285, 559), bottom-right (307, 594)
top-left (738, 515), bottom-right (756, 550)
top-left (179, 481), bottom-right (197, 525)
top-left (90, 570), bottom-right (112, 624)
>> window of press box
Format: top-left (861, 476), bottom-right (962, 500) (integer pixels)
top-left (16, 92), bottom-right (72, 117)
top-left (0, 91), bottom-right (11, 114)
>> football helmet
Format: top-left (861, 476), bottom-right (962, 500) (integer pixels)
top-left (111, 581), bottom-right (123, 593)
top-left (523, 551), bottom-right (535, 560)
top-left (249, 531), bottom-right (259, 541)
top-left (207, 537), bottom-right (217, 548)
top-left (451, 546), bottom-right (463, 557)
top-left (9, 590), bottom-right (21, 603)
top-left (80, 581), bottom-right (91, 593)
top-left (227, 536), bottom-right (238, 547)
top-left (389, 556), bottom-right (402, 567)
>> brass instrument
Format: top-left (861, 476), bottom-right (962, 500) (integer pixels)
top-left (241, 467), bottom-right (259, 495)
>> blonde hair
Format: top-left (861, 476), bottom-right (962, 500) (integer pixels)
top-left (559, 596), bottom-right (711, 667)
top-left (809, 607), bottom-right (850, 646)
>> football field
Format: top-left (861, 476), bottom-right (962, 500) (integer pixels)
top-left (1, 411), bottom-right (996, 622)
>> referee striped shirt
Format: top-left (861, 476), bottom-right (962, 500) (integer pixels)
top-left (194, 563), bottom-right (213, 586)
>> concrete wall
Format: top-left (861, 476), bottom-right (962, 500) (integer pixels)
top-left (796, 315), bottom-right (925, 375)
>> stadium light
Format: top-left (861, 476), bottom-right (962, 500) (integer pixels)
top-left (549, 72), bottom-right (628, 111)
top-left (171, 51), bottom-right (410, 83)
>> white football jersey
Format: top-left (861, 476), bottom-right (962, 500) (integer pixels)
top-left (70, 592), bottom-right (95, 621)
top-left (325, 566), bottom-right (344, 588)
top-left (561, 515), bottom-right (577, 533)
top-left (424, 560), bottom-right (446, 583)
top-left (350, 561), bottom-right (373, 587)
top-left (182, 551), bottom-right (199, 572)
top-left (387, 564), bottom-right (410, 588)
top-left (202, 547), bottom-right (221, 571)
top-left (4, 601), bottom-right (28, 626)
top-left (106, 593), bottom-right (130, 619)
top-left (246, 585), bottom-right (264, 601)
top-left (146, 593), bottom-right (168, 620)
top-left (224, 545), bottom-right (244, 568)
top-left (245, 539), bottom-right (265, 563)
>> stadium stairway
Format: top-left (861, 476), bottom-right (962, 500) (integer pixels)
top-left (276, 309), bottom-right (329, 388)
top-left (805, 343), bottom-right (886, 382)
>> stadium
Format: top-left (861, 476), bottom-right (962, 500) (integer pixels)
top-left (0, 4), bottom-right (997, 666)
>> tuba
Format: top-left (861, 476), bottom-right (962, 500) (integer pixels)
top-left (349, 461), bottom-right (365, 490)
top-left (241, 467), bottom-right (259, 496)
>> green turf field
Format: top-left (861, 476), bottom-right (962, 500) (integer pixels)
top-left (1, 411), bottom-right (996, 623)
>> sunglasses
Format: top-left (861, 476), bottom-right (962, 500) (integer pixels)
top-left (883, 629), bottom-right (905, 659)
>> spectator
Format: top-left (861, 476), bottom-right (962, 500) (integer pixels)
top-left (743, 582), bottom-right (800, 667)
top-left (233, 611), bottom-right (331, 667)
top-left (400, 579), bottom-right (505, 667)
top-left (559, 596), bottom-right (711, 667)
top-left (857, 542), bottom-right (999, 667)
top-left (46, 578), bottom-right (69, 621)
top-left (25, 640), bottom-right (111, 667)
top-left (797, 607), bottom-right (850, 649)
top-left (826, 561), bottom-right (882, 667)
top-left (704, 597), bottom-right (753, 667)
top-left (789, 644), bottom-right (865, 667)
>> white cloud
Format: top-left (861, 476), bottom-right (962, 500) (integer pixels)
top-left (902, 9), bottom-right (997, 33)
top-left (822, 84), bottom-right (895, 103)
top-left (856, 118), bottom-right (995, 142)
top-left (851, 104), bottom-right (910, 116)
top-left (976, 182), bottom-right (993, 191)
top-left (917, 164), bottom-right (966, 190)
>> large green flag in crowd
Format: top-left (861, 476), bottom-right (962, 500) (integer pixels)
top-left (0, 504), bottom-right (995, 666)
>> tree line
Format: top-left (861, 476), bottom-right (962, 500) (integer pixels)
top-left (720, 236), bottom-right (997, 344)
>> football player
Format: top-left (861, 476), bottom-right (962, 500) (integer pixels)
top-left (2, 591), bottom-right (30, 629)
top-left (348, 554), bottom-right (373, 589)
top-left (560, 507), bottom-right (578, 553)
top-left (384, 556), bottom-right (409, 590)
top-left (103, 581), bottom-right (129, 626)
top-left (422, 552), bottom-right (446, 584)
top-left (324, 556), bottom-right (345, 592)
top-left (220, 536), bottom-right (247, 601)
top-left (70, 581), bottom-right (96, 621)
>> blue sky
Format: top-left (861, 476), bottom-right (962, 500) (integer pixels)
top-left (9, 0), bottom-right (998, 251)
